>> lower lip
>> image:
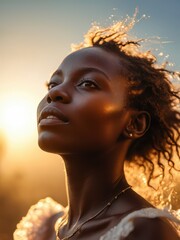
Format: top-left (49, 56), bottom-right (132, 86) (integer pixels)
top-left (39, 118), bottom-right (68, 126)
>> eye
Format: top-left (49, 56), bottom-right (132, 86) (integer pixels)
top-left (77, 79), bottom-right (99, 89)
top-left (46, 81), bottom-right (57, 90)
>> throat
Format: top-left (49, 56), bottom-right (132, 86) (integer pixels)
top-left (59, 150), bottom-right (128, 238)
top-left (57, 184), bottom-right (131, 240)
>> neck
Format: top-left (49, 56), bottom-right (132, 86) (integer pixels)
top-left (61, 146), bottom-right (129, 227)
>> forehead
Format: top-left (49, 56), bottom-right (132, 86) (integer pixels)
top-left (59, 47), bottom-right (125, 78)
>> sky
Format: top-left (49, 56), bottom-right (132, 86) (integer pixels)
top-left (0, 0), bottom-right (180, 205)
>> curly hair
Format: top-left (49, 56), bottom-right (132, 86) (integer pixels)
top-left (72, 15), bottom-right (180, 185)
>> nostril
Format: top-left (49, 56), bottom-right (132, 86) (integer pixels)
top-left (47, 87), bottom-right (70, 103)
top-left (47, 94), bottom-right (64, 103)
top-left (47, 95), bottom-right (51, 103)
top-left (56, 96), bottom-right (64, 101)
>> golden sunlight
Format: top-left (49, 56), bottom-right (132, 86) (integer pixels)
top-left (0, 93), bottom-right (36, 143)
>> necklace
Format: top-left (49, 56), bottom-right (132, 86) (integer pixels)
top-left (56, 185), bottom-right (132, 240)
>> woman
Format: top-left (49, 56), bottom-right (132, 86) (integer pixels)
top-left (14, 16), bottom-right (180, 240)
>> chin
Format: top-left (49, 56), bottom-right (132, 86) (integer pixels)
top-left (38, 132), bottom-right (59, 153)
top-left (38, 133), bottom-right (71, 155)
top-left (38, 139), bottom-right (56, 153)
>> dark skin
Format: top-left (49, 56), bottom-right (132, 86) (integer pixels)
top-left (37, 47), bottom-right (179, 239)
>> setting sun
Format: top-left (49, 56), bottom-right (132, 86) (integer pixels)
top-left (0, 93), bottom-right (36, 143)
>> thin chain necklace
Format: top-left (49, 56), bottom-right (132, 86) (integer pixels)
top-left (56, 185), bottom-right (132, 240)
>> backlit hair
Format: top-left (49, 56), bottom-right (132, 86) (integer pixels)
top-left (72, 14), bottom-right (180, 185)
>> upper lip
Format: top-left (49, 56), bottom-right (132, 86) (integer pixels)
top-left (38, 106), bottom-right (69, 123)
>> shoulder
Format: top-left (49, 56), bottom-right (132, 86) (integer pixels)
top-left (126, 212), bottom-right (179, 240)
top-left (100, 208), bottom-right (180, 240)
top-left (13, 197), bottom-right (65, 240)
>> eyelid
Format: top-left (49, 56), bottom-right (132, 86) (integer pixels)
top-left (46, 81), bottom-right (58, 90)
top-left (77, 78), bottom-right (99, 88)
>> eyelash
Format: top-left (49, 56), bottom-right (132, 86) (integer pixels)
top-left (46, 78), bottom-right (99, 91)
top-left (46, 81), bottom-right (57, 90)
top-left (77, 79), bottom-right (99, 89)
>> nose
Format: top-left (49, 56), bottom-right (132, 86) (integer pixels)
top-left (47, 85), bottom-right (71, 104)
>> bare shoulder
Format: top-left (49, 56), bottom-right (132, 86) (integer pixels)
top-left (125, 217), bottom-right (179, 240)
top-left (110, 190), bottom-right (179, 240)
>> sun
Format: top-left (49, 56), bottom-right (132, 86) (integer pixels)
top-left (0, 93), bottom-right (36, 143)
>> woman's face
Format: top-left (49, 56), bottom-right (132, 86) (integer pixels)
top-left (37, 47), bottom-right (130, 155)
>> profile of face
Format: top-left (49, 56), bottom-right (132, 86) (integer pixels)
top-left (37, 47), bottom-right (131, 156)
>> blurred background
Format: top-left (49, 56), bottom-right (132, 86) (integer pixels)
top-left (0, 0), bottom-right (180, 239)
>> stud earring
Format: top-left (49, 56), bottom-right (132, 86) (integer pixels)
top-left (129, 133), bottom-right (133, 137)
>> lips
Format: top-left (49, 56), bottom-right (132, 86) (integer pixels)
top-left (38, 106), bottom-right (69, 125)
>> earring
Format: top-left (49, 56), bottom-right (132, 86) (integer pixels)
top-left (129, 133), bottom-right (133, 137)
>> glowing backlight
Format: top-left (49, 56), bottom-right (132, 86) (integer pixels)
top-left (0, 93), bottom-right (36, 143)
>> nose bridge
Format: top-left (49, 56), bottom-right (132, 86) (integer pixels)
top-left (47, 82), bottom-right (71, 103)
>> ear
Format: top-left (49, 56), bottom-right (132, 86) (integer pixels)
top-left (123, 111), bottom-right (151, 139)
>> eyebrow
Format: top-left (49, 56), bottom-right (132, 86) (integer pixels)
top-left (51, 67), bottom-right (110, 81)
top-left (79, 67), bottom-right (110, 81)
top-left (51, 69), bottom-right (62, 78)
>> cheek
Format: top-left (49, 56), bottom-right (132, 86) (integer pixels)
top-left (37, 95), bottom-right (128, 154)
top-left (72, 100), bottom-right (126, 146)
